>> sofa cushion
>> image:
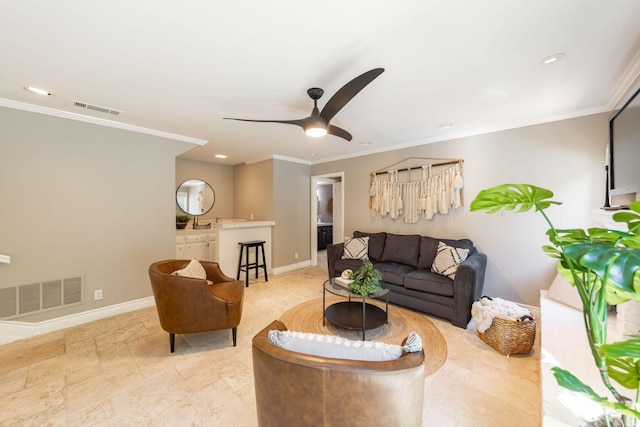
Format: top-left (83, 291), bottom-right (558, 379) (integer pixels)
top-left (418, 236), bottom-right (475, 270)
top-left (267, 329), bottom-right (422, 361)
top-left (380, 233), bottom-right (421, 268)
top-left (431, 242), bottom-right (469, 279)
top-left (342, 236), bottom-right (369, 260)
top-left (353, 231), bottom-right (386, 261)
top-left (375, 262), bottom-right (416, 286)
top-left (404, 270), bottom-right (454, 297)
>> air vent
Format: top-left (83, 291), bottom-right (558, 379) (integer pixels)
top-left (73, 100), bottom-right (122, 116)
top-left (0, 276), bottom-right (84, 319)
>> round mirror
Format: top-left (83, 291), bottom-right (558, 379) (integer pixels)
top-left (176, 179), bottom-right (215, 216)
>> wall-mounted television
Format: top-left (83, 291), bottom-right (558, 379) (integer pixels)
top-left (609, 86), bottom-right (640, 204)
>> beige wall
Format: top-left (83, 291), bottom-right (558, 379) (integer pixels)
top-left (175, 158), bottom-right (234, 221)
top-left (312, 113), bottom-right (608, 306)
top-left (0, 107), bottom-right (194, 321)
top-left (0, 105), bottom-right (609, 319)
top-left (273, 159), bottom-right (311, 267)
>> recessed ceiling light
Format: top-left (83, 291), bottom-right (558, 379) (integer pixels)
top-left (437, 123), bottom-right (454, 129)
top-left (24, 86), bottom-right (53, 96)
top-left (359, 141), bottom-right (371, 146)
top-left (215, 154), bottom-right (227, 159)
top-left (540, 53), bottom-right (565, 65)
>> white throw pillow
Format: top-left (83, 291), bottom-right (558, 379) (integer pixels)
top-left (267, 330), bottom-right (422, 361)
top-left (547, 272), bottom-right (583, 311)
top-left (172, 259), bottom-right (206, 280)
top-left (342, 236), bottom-right (369, 260)
top-left (431, 242), bottom-right (469, 279)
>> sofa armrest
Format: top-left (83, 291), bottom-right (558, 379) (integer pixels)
top-left (326, 243), bottom-right (344, 278)
top-left (451, 252), bottom-right (488, 327)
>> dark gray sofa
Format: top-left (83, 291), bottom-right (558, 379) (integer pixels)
top-left (326, 231), bottom-right (487, 328)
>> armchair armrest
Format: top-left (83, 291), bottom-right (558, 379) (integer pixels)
top-left (201, 261), bottom-right (236, 283)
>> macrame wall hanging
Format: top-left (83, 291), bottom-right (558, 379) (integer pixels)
top-left (369, 157), bottom-right (464, 223)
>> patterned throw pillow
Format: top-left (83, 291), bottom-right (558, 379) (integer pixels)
top-left (431, 242), bottom-right (469, 279)
top-left (172, 259), bottom-right (206, 280)
top-left (341, 236), bottom-right (369, 260)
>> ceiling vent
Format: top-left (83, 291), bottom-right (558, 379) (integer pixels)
top-left (73, 100), bottom-right (122, 116)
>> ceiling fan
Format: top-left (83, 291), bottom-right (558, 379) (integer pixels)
top-left (224, 68), bottom-right (384, 141)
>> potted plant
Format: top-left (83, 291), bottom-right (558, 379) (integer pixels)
top-left (470, 183), bottom-right (640, 426)
top-left (176, 215), bottom-right (190, 229)
top-left (348, 259), bottom-right (383, 296)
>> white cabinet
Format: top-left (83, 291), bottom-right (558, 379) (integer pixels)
top-left (176, 231), bottom-right (216, 261)
top-left (176, 236), bottom-right (186, 258)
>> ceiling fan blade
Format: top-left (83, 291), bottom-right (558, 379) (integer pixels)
top-left (328, 125), bottom-right (352, 141)
top-left (223, 117), bottom-right (305, 127)
top-left (320, 68), bottom-right (384, 122)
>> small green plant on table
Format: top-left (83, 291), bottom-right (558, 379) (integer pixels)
top-left (348, 259), bottom-right (383, 296)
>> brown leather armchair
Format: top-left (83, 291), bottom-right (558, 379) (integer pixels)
top-left (149, 260), bottom-right (244, 353)
top-left (252, 320), bottom-right (426, 427)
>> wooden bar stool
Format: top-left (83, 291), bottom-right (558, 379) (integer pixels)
top-left (237, 240), bottom-right (268, 287)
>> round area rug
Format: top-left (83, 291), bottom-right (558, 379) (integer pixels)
top-left (278, 296), bottom-right (447, 376)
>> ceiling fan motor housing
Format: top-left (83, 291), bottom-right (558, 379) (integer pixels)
top-left (307, 87), bottom-right (324, 100)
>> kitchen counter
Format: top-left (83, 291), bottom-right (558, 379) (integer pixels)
top-left (216, 220), bottom-right (275, 229)
top-left (214, 221), bottom-right (276, 278)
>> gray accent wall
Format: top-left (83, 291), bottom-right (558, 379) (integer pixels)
top-left (312, 113), bottom-right (608, 306)
top-left (273, 159), bottom-right (311, 267)
top-left (233, 159), bottom-right (311, 269)
top-left (0, 107), bottom-right (194, 322)
top-left (233, 160), bottom-right (274, 221)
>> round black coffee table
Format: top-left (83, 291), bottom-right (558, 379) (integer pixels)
top-left (323, 278), bottom-right (389, 340)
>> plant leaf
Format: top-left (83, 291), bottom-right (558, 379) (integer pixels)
top-left (601, 339), bottom-right (640, 389)
top-left (552, 367), bottom-right (640, 418)
top-left (614, 201), bottom-right (640, 233)
top-left (563, 245), bottom-right (640, 294)
top-left (606, 357), bottom-right (640, 389)
top-left (470, 184), bottom-right (561, 214)
top-left (600, 337), bottom-right (640, 359)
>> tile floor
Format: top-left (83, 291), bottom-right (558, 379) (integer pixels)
top-left (0, 260), bottom-right (541, 426)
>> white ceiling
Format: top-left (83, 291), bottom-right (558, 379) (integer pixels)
top-left (2, 1), bottom-right (640, 166)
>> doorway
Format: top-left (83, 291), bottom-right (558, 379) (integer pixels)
top-left (311, 172), bottom-right (344, 267)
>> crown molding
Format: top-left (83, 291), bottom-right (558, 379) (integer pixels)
top-left (607, 49), bottom-right (640, 111)
top-left (272, 154), bottom-right (311, 165)
top-left (0, 98), bottom-right (207, 145)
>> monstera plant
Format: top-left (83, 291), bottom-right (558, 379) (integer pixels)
top-left (470, 184), bottom-right (640, 426)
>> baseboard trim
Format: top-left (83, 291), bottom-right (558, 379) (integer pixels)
top-left (272, 260), bottom-right (311, 275)
top-left (0, 297), bottom-right (155, 346)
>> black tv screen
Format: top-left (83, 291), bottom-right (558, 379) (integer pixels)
top-left (609, 86), bottom-right (640, 198)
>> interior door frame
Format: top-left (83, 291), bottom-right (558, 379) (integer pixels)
top-left (311, 172), bottom-right (344, 266)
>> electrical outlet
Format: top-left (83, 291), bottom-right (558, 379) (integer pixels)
top-left (250, 213), bottom-right (254, 220)
top-left (294, 252), bottom-right (299, 259)
top-left (94, 289), bottom-right (103, 300)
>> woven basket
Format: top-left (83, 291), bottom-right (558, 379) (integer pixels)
top-left (477, 314), bottom-right (536, 356)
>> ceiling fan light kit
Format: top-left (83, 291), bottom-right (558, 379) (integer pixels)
top-left (224, 68), bottom-right (384, 141)
top-left (305, 126), bottom-right (328, 137)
